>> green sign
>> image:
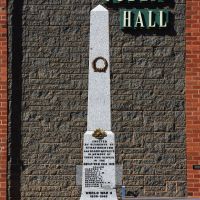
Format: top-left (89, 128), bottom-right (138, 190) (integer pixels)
top-left (104, 0), bottom-right (170, 30)
top-left (120, 9), bottom-right (168, 29)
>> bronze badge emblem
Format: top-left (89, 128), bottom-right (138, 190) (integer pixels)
top-left (92, 129), bottom-right (107, 139)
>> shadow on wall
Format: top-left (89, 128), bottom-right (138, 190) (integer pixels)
top-left (9, 0), bottom-right (24, 199)
top-left (104, 0), bottom-right (175, 9)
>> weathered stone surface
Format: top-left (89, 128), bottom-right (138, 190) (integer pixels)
top-left (8, 0), bottom-right (186, 199)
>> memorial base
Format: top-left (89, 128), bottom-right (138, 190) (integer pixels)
top-left (80, 131), bottom-right (118, 200)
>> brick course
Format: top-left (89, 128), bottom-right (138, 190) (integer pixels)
top-left (186, 0), bottom-right (200, 197)
top-left (0, 0), bottom-right (7, 200)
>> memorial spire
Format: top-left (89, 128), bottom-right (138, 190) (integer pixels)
top-left (87, 4), bottom-right (111, 131)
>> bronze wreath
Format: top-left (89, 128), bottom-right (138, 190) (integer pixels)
top-left (92, 57), bottom-right (108, 73)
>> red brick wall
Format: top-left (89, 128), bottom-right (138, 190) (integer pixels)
top-left (186, 0), bottom-right (200, 197)
top-left (0, 0), bottom-right (7, 199)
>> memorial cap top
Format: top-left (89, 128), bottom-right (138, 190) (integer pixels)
top-left (91, 5), bottom-right (108, 12)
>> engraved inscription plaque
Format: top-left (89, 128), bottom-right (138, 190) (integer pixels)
top-left (81, 132), bottom-right (117, 200)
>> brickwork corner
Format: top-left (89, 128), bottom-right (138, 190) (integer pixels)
top-left (0, 0), bottom-right (7, 199)
top-left (186, 0), bottom-right (200, 197)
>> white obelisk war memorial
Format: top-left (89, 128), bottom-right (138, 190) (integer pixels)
top-left (80, 5), bottom-right (118, 200)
